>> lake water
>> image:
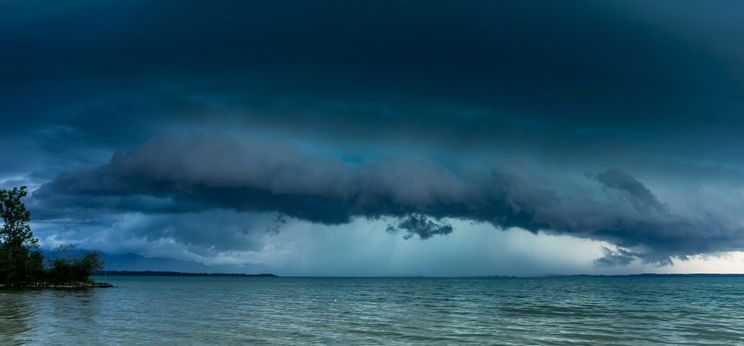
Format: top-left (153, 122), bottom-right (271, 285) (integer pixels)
top-left (2, 276), bottom-right (744, 345)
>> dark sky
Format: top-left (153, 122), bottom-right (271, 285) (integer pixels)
top-left (2, 0), bottom-right (744, 274)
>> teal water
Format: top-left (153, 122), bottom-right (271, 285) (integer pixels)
top-left (2, 276), bottom-right (744, 345)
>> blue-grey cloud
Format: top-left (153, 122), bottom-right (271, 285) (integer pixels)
top-left (3, 0), bottom-right (744, 270)
top-left (594, 247), bottom-right (641, 267)
top-left (593, 169), bottom-right (667, 213)
top-left (28, 134), bottom-right (744, 265)
top-left (387, 215), bottom-right (454, 240)
top-left (3, 0), bottom-right (743, 156)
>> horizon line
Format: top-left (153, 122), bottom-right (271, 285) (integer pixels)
top-left (93, 270), bottom-right (744, 278)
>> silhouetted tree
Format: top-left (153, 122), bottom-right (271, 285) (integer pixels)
top-left (47, 245), bottom-right (104, 284)
top-left (1, 186), bottom-right (104, 287)
top-left (0, 186), bottom-right (40, 286)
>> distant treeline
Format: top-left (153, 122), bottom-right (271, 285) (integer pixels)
top-left (556, 273), bottom-right (744, 278)
top-left (476, 274), bottom-right (744, 278)
top-left (97, 273), bottom-right (744, 278)
top-left (95, 270), bottom-right (277, 277)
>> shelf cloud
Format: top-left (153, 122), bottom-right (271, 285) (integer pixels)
top-left (3, 0), bottom-right (744, 272)
top-left (30, 134), bottom-right (744, 265)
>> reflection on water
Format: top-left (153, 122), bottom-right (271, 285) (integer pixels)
top-left (0, 291), bottom-right (32, 345)
top-left (1, 288), bottom-right (101, 345)
top-left (2, 277), bottom-right (744, 345)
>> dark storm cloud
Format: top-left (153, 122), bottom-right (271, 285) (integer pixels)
top-left (30, 134), bottom-right (744, 264)
top-left (3, 0), bottom-right (744, 267)
top-left (593, 169), bottom-right (667, 213)
top-left (594, 247), bottom-right (641, 267)
top-left (2, 0), bottom-right (744, 157)
top-left (388, 215), bottom-right (454, 240)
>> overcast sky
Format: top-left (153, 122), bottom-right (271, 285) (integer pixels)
top-left (2, 0), bottom-right (744, 275)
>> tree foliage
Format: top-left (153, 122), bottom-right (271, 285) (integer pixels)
top-left (47, 246), bottom-right (105, 284)
top-left (1, 186), bottom-right (37, 249)
top-left (0, 186), bottom-right (40, 285)
top-left (1, 186), bottom-right (104, 287)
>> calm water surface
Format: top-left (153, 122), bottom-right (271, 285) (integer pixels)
top-left (2, 276), bottom-right (744, 345)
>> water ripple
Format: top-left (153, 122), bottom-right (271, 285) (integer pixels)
top-left (2, 277), bottom-right (744, 345)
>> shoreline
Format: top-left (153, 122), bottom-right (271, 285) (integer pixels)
top-left (95, 270), bottom-right (277, 277)
top-left (0, 282), bottom-right (113, 289)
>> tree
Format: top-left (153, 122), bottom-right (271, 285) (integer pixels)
top-left (0, 186), bottom-right (37, 248)
top-left (47, 245), bottom-right (105, 284)
top-left (78, 251), bottom-right (105, 279)
top-left (0, 186), bottom-right (40, 286)
top-left (1, 186), bottom-right (105, 287)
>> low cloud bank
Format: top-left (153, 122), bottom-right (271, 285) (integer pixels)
top-left (32, 134), bottom-right (744, 265)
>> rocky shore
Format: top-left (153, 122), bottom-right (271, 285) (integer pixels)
top-left (0, 282), bottom-right (113, 289)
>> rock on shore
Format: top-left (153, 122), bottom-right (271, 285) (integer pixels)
top-left (1, 282), bottom-right (113, 289)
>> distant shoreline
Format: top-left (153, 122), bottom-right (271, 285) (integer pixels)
top-left (89, 272), bottom-right (744, 278)
top-left (542, 273), bottom-right (744, 278)
top-left (94, 270), bottom-right (278, 277)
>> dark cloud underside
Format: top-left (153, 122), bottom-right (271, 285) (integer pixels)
top-left (30, 134), bottom-right (744, 264)
top-left (2, 0), bottom-right (744, 268)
